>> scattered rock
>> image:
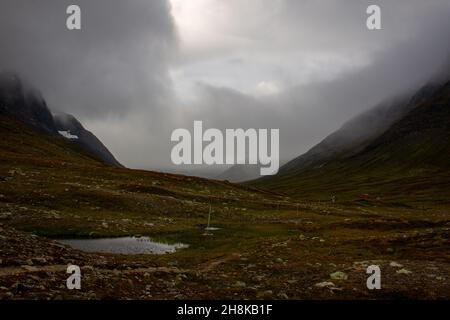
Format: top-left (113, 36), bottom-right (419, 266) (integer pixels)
top-left (32, 257), bottom-right (47, 264)
top-left (396, 268), bottom-right (412, 275)
top-left (330, 286), bottom-right (344, 292)
top-left (287, 279), bottom-right (298, 284)
top-left (256, 290), bottom-right (273, 298)
top-left (0, 212), bottom-right (12, 220)
top-left (176, 274), bottom-right (188, 281)
top-left (233, 281), bottom-right (246, 288)
top-left (389, 261), bottom-right (403, 268)
top-left (330, 271), bottom-right (348, 280)
top-left (277, 292), bottom-right (289, 299)
top-left (315, 281), bottom-right (335, 288)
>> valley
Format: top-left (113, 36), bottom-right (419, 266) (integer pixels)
top-left (0, 74), bottom-right (449, 300)
top-left (0, 116), bottom-right (449, 299)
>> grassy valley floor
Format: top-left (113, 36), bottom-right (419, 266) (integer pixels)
top-left (0, 117), bottom-right (449, 299)
top-left (1, 181), bottom-right (449, 299)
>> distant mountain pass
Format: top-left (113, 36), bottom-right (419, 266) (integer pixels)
top-left (217, 160), bottom-right (289, 183)
top-left (216, 164), bottom-right (263, 182)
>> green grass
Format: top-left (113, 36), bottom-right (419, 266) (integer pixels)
top-left (1, 115), bottom-right (450, 299)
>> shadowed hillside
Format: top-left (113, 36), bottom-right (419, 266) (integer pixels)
top-left (0, 73), bottom-right (123, 167)
top-left (251, 80), bottom-right (450, 203)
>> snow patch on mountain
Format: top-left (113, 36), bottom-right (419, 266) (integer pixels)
top-left (58, 130), bottom-right (78, 140)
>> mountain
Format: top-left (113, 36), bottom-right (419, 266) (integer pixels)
top-left (0, 74), bottom-right (56, 133)
top-left (251, 79), bottom-right (450, 202)
top-left (53, 112), bottom-right (123, 167)
top-left (0, 103), bottom-right (283, 216)
top-left (279, 83), bottom-right (441, 174)
top-left (0, 73), bottom-right (122, 167)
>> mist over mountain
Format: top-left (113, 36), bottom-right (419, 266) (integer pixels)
top-left (0, 73), bottom-right (55, 133)
top-left (53, 113), bottom-right (123, 167)
top-left (280, 81), bottom-right (445, 175)
top-left (252, 73), bottom-right (450, 200)
top-left (217, 159), bottom-right (290, 183)
top-left (0, 73), bottom-right (122, 167)
top-left (1, 1), bottom-right (450, 170)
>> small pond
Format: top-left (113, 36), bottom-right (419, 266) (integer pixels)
top-left (57, 236), bottom-right (188, 254)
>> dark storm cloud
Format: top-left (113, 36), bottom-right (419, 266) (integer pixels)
top-left (176, 0), bottom-right (450, 163)
top-left (0, 0), bottom-right (176, 118)
top-left (1, 0), bottom-right (449, 171)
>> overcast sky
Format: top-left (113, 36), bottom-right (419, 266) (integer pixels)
top-left (1, 0), bottom-right (450, 174)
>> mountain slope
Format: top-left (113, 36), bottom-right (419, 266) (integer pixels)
top-left (251, 80), bottom-right (450, 202)
top-left (0, 73), bottom-right (122, 167)
top-left (0, 74), bottom-right (55, 133)
top-left (0, 112), bottom-right (284, 226)
top-left (280, 83), bottom-right (441, 174)
top-left (53, 112), bottom-right (123, 167)
top-left (0, 115), bottom-right (109, 169)
top-left (3, 101), bottom-right (450, 301)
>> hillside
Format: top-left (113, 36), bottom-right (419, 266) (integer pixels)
top-left (53, 112), bottom-right (123, 167)
top-left (0, 73), bottom-right (123, 167)
top-left (0, 112), bottom-right (287, 236)
top-left (252, 80), bottom-right (450, 202)
top-left (1, 87), bottom-right (450, 300)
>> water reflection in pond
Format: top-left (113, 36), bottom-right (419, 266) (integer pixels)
top-left (57, 237), bottom-right (188, 254)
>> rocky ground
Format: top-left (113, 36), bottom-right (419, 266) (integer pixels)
top-left (1, 201), bottom-right (449, 300)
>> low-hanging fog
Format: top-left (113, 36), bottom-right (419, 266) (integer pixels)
top-left (0, 0), bottom-right (449, 175)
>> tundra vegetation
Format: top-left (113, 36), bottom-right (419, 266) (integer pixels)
top-left (0, 115), bottom-right (449, 299)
